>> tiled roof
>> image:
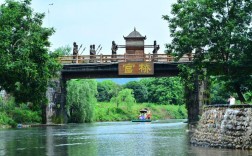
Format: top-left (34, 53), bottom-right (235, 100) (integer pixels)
top-left (124, 28), bottom-right (146, 39)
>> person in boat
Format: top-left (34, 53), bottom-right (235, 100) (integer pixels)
top-left (146, 110), bottom-right (151, 119)
top-left (138, 112), bottom-right (146, 120)
top-left (138, 108), bottom-right (151, 120)
top-left (144, 108), bottom-right (151, 120)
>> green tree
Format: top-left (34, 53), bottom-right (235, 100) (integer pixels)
top-left (0, 0), bottom-right (61, 123)
top-left (244, 91), bottom-right (252, 103)
top-left (66, 79), bottom-right (97, 123)
top-left (110, 89), bottom-right (135, 110)
top-left (123, 81), bottom-right (148, 103)
top-left (97, 80), bottom-right (121, 102)
top-left (140, 77), bottom-right (184, 105)
top-left (210, 76), bottom-right (230, 104)
top-left (163, 0), bottom-right (252, 103)
top-left (54, 45), bottom-right (71, 56)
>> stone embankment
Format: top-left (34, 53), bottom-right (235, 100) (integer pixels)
top-left (191, 104), bottom-right (252, 149)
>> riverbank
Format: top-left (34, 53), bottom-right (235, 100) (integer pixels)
top-left (0, 125), bottom-right (11, 129)
top-left (1, 102), bottom-right (187, 128)
top-left (94, 102), bottom-right (187, 121)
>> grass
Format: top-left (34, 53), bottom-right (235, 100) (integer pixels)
top-left (94, 102), bottom-right (187, 121)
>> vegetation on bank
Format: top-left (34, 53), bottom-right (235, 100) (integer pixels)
top-left (0, 98), bottom-right (187, 127)
top-left (0, 97), bottom-right (41, 127)
top-left (0, 0), bottom-right (61, 124)
top-left (94, 102), bottom-right (187, 122)
top-left (64, 78), bottom-right (186, 123)
top-left (2, 76), bottom-right (252, 127)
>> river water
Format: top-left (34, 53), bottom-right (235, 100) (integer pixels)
top-left (0, 120), bottom-right (251, 156)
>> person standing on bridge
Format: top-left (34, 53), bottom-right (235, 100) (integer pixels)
top-left (228, 95), bottom-right (235, 106)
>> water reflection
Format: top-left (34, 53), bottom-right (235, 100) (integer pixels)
top-left (0, 120), bottom-right (252, 156)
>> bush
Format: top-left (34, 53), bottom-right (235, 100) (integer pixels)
top-left (0, 97), bottom-right (15, 111)
top-left (10, 108), bottom-right (41, 123)
top-left (0, 96), bottom-right (42, 127)
top-left (0, 112), bottom-right (16, 127)
top-left (166, 105), bottom-right (187, 119)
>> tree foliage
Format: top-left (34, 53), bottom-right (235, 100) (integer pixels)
top-left (110, 88), bottom-right (135, 110)
top-left (123, 81), bottom-right (148, 103)
top-left (163, 0), bottom-right (252, 103)
top-left (210, 76), bottom-right (230, 104)
top-left (97, 80), bottom-right (122, 102)
top-left (0, 0), bottom-right (61, 123)
top-left (54, 45), bottom-right (71, 56)
top-left (66, 79), bottom-right (97, 123)
top-left (140, 77), bottom-right (184, 105)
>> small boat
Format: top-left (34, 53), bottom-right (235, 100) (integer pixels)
top-left (132, 109), bottom-right (151, 122)
top-left (132, 119), bottom-right (151, 122)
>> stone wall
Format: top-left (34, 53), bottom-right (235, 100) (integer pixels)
top-left (46, 80), bottom-right (61, 124)
top-left (190, 105), bottom-right (252, 149)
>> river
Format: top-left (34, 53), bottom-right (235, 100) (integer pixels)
top-left (0, 120), bottom-right (251, 156)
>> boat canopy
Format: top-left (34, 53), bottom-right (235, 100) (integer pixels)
top-left (139, 109), bottom-right (147, 113)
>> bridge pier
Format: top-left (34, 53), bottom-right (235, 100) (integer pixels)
top-left (55, 78), bottom-right (68, 123)
top-left (186, 75), bottom-right (210, 126)
top-left (185, 84), bottom-right (199, 125)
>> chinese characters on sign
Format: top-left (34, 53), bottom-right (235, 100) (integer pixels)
top-left (118, 62), bottom-right (154, 75)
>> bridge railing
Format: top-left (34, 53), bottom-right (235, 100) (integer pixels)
top-left (58, 53), bottom-right (193, 64)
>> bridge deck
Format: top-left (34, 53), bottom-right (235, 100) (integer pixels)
top-left (59, 54), bottom-right (194, 79)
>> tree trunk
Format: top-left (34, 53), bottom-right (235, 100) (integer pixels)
top-left (234, 83), bottom-right (245, 103)
top-left (41, 104), bottom-right (47, 124)
top-left (185, 80), bottom-right (199, 124)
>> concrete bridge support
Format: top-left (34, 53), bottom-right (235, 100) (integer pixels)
top-left (186, 76), bottom-right (209, 125)
top-left (44, 78), bottom-right (67, 124)
top-left (59, 78), bottom-right (68, 123)
top-left (45, 78), bottom-right (67, 124)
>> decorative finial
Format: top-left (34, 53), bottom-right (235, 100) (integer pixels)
top-left (134, 27), bottom-right (136, 31)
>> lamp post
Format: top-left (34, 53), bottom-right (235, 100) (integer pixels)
top-left (48, 3), bottom-right (53, 27)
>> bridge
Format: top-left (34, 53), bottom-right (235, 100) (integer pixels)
top-left (52, 28), bottom-right (203, 124)
top-left (58, 53), bottom-right (193, 79)
top-left (55, 53), bottom-right (203, 124)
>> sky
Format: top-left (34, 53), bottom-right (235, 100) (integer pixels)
top-left (1, 0), bottom-right (177, 55)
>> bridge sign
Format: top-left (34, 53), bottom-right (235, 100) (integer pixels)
top-left (118, 62), bottom-right (154, 75)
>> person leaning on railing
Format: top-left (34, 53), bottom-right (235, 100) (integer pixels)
top-left (227, 95), bottom-right (235, 106)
